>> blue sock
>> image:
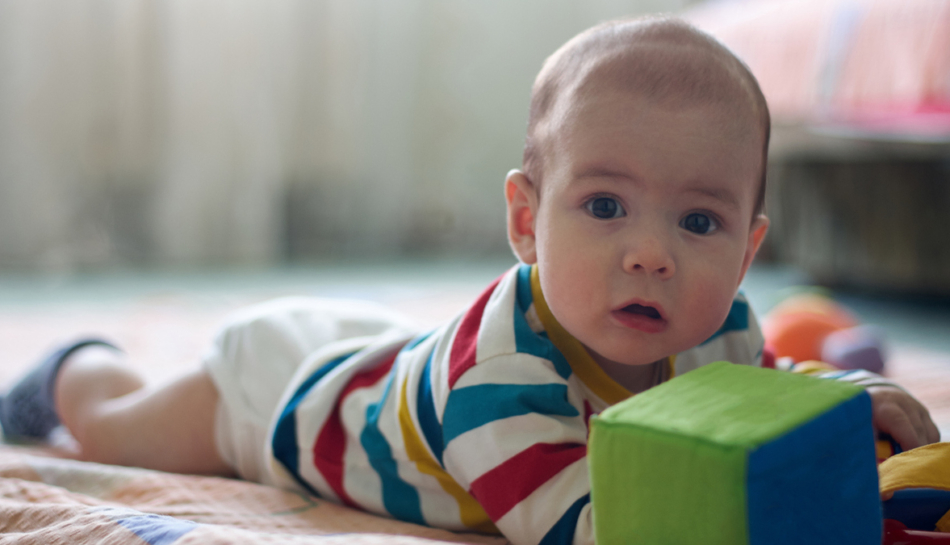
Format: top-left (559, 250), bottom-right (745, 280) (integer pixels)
top-left (1, 339), bottom-right (116, 439)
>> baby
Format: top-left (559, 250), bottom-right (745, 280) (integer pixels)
top-left (0, 16), bottom-right (938, 545)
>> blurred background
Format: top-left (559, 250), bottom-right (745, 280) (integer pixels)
top-left (0, 0), bottom-right (702, 272)
top-left (1, 0), bottom-right (948, 290)
top-left (0, 0), bottom-right (949, 421)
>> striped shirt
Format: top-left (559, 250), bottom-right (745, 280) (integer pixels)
top-left (265, 264), bottom-right (766, 545)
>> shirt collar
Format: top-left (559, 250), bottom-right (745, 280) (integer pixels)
top-left (528, 264), bottom-right (674, 405)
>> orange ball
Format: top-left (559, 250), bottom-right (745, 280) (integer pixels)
top-left (762, 295), bottom-right (857, 363)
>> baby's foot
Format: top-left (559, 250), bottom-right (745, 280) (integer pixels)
top-left (0, 339), bottom-right (116, 439)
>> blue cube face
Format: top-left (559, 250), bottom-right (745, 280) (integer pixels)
top-left (746, 391), bottom-right (882, 545)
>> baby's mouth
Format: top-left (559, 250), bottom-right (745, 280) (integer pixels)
top-left (613, 302), bottom-right (668, 333)
top-left (621, 303), bottom-right (662, 320)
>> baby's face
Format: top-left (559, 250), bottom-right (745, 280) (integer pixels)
top-left (513, 87), bottom-right (767, 370)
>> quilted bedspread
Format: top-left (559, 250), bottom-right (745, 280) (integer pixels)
top-left (0, 444), bottom-right (508, 544)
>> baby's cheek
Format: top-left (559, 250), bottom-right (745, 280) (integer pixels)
top-left (540, 239), bottom-right (603, 305)
top-left (682, 276), bottom-right (737, 342)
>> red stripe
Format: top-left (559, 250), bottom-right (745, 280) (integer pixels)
top-left (312, 352), bottom-right (398, 508)
top-left (469, 442), bottom-right (587, 521)
top-left (448, 275), bottom-right (503, 387)
top-left (583, 400), bottom-right (595, 438)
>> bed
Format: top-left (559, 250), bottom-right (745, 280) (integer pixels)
top-left (0, 270), bottom-right (947, 543)
top-left (0, 442), bottom-right (507, 544)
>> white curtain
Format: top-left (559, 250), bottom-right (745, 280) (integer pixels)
top-left (0, 0), bottom-right (694, 270)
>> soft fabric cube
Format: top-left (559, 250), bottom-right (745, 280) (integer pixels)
top-left (588, 361), bottom-right (881, 544)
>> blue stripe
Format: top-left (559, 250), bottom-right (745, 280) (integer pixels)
top-left (512, 266), bottom-right (572, 379)
top-left (539, 494), bottom-right (590, 545)
top-left (701, 297), bottom-right (749, 345)
top-left (516, 264), bottom-right (534, 312)
top-left (403, 330), bottom-right (434, 352)
top-left (271, 351), bottom-right (355, 497)
top-left (442, 383), bottom-right (579, 445)
top-left (814, 369), bottom-right (859, 380)
top-left (513, 306), bottom-right (573, 379)
top-left (360, 371), bottom-right (425, 525)
top-left (416, 353), bottom-right (444, 466)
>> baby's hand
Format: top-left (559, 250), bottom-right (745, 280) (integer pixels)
top-left (867, 385), bottom-right (940, 452)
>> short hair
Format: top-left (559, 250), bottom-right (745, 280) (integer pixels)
top-left (522, 16), bottom-right (770, 217)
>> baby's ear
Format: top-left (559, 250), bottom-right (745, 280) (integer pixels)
top-left (737, 214), bottom-right (770, 286)
top-left (505, 170), bottom-right (539, 264)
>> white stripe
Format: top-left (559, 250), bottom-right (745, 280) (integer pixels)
top-left (408, 470), bottom-right (468, 530)
top-left (430, 266), bottom-right (521, 422)
top-left (475, 268), bottom-right (520, 364)
top-left (268, 337), bottom-right (385, 500)
top-left (340, 376), bottom-right (389, 515)
top-left (451, 352), bottom-right (565, 390)
top-left (573, 504), bottom-right (594, 545)
top-left (387, 346), bottom-right (470, 529)
top-left (428, 318), bottom-right (461, 422)
top-left (566, 374), bottom-right (611, 415)
top-left (442, 411), bottom-right (588, 487)
top-left (495, 457), bottom-right (590, 545)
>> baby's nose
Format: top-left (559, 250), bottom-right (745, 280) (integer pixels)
top-left (623, 236), bottom-right (675, 278)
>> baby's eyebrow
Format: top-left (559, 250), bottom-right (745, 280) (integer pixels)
top-left (575, 165), bottom-right (636, 181)
top-left (685, 186), bottom-right (740, 211)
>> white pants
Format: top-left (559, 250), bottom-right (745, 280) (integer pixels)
top-left (202, 297), bottom-right (417, 483)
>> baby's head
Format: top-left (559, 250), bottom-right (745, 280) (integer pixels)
top-left (523, 17), bottom-right (769, 215)
top-left (505, 17), bottom-right (771, 379)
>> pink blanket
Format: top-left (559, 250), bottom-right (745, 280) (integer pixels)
top-left (0, 445), bottom-right (507, 544)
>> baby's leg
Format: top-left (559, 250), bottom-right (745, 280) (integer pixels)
top-left (55, 345), bottom-right (234, 476)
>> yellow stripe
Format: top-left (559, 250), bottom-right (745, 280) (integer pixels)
top-left (530, 264), bottom-right (673, 405)
top-left (398, 379), bottom-right (499, 534)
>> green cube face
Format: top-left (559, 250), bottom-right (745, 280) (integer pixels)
top-left (588, 362), bottom-right (881, 545)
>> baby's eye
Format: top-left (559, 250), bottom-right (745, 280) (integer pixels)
top-left (586, 197), bottom-right (626, 219)
top-left (680, 212), bottom-right (719, 235)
